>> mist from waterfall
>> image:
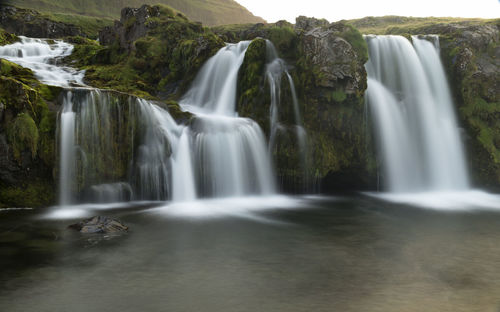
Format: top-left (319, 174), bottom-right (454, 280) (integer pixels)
top-left (365, 35), bottom-right (469, 193)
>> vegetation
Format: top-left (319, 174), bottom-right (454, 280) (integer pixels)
top-left (6, 0), bottom-right (265, 26)
top-left (0, 58), bottom-right (60, 207)
top-left (0, 28), bottom-right (18, 45)
top-left (346, 16), bottom-right (497, 35)
top-left (40, 12), bottom-right (113, 38)
top-left (64, 5), bottom-right (224, 100)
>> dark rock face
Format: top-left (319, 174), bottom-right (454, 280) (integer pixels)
top-left (237, 21), bottom-right (376, 193)
top-left (301, 25), bottom-right (365, 93)
top-left (69, 216), bottom-right (128, 234)
top-left (431, 22), bottom-right (500, 189)
top-left (99, 5), bottom-right (162, 51)
top-left (0, 5), bottom-right (82, 38)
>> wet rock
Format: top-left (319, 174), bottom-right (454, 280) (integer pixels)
top-left (69, 216), bottom-right (128, 234)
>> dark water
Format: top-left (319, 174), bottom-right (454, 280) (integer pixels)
top-left (1, 196), bottom-right (500, 312)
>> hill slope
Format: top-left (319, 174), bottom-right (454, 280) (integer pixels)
top-left (5, 0), bottom-right (265, 26)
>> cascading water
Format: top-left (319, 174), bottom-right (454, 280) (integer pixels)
top-left (0, 36), bottom-right (84, 87)
top-left (4, 36), bottom-right (281, 207)
top-left (265, 40), bottom-right (309, 189)
top-left (180, 41), bottom-right (276, 197)
top-left (365, 35), bottom-right (470, 192)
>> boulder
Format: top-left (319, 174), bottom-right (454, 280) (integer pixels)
top-left (69, 216), bottom-right (128, 234)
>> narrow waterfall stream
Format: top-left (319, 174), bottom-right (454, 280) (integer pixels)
top-left (265, 40), bottom-right (309, 189)
top-left (365, 35), bottom-right (470, 193)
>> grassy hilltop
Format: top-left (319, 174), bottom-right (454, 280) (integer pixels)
top-left (6, 0), bottom-right (265, 26)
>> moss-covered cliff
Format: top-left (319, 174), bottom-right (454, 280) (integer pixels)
top-left (228, 19), bottom-right (377, 192)
top-left (66, 4), bottom-right (224, 101)
top-left (0, 58), bottom-right (61, 207)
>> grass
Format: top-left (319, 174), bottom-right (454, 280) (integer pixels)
top-left (41, 12), bottom-right (113, 38)
top-left (346, 16), bottom-right (497, 35)
top-left (6, 0), bottom-right (265, 26)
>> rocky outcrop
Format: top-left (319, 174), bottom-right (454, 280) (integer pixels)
top-left (436, 22), bottom-right (500, 189)
top-left (237, 18), bottom-right (376, 192)
top-left (295, 16), bottom-right (329, 32)
top-left (73, 4), bottom-right (224, 99)
top-left (69, 216), bottom-right (128, 234)
top-left (300, 23), bottom-right (367, 93)
top-left (0, 5), bottom-right (83, 38)
top-left (99, 5), bottom-right (163, 51)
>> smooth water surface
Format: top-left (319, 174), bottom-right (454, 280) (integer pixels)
top-left (2, 197), bottom-right (500, 312)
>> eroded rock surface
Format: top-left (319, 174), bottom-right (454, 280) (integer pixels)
top-left (69, 216), bottom-right (128, 234)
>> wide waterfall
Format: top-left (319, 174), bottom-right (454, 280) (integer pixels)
top-left (2, 36), bottom-right (283, 205)
top-left (365, 35), bottom-right (470, 192)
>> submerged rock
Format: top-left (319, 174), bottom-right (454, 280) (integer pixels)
top-left (69, 216), bottom-right (128, 234)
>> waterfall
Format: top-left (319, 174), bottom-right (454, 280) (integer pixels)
top-left (58, 94), bottom-right (76, 205)
top-left (365, 35), bottom-right (470, 192)
top-left (4, 36), bottom-right (282, 205)
top-left (264, 40), bottom-right (309, 189)
top-left (180, 41), bottom-right (250, 116)
top-left (0, 36), bottom-right (85, 87)
top-left (180, 41), bottom-right (276, 197)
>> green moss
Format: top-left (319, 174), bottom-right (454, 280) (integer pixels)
top-left (337, 24), bottom-right (368, 64)
top-left (329, 89), bottom-right (347, 103)
top-left (65, 6), bottom-right (224, 99)
top-left (41, 12), bottom-right (113, 38)
top-left (0, 59), bottom-right (37, 85)
top-left (237, 38), bottom-right (268, 131)
top-left (0, 28), bottom-right (18, 45)
top-left (266, 23), bottom-right (298, 60)
top-left (6, 113), bottom-right (40, 163)
top-left (0, 181), bottom-right (55, 208)
top-left (38, 109), bottom-right (57, 166)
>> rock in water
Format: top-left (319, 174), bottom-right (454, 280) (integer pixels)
top-left (69, 216), bottom-right (128, 234)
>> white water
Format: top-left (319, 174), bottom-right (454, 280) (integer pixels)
top-left (180, 41), bottom-right (277, 198)
top-left (0, 36), bottom-right (84, 87)
top-left (180, 41), bottom-right (250, 116)
top-left (265, 40), bottom-right (309, 188)
top-left (58, 93), bottom-right (76, 205)
top-left (53, 40), bottom-right (278, 204)
top-left (365, 35), bottom-right (469, 193)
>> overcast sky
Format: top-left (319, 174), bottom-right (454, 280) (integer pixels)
top-left (236, 0), bottom-right (500, 23)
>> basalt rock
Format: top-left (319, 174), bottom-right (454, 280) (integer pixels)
top-left (99, 5), bottom-right (162, 51)
top-left (300, 23), bottom-right (367, 93)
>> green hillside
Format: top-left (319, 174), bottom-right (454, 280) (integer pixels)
top-left (5, 0), bottom-right (265, 26)
top-left (346, 15), bottom-right (496, 34)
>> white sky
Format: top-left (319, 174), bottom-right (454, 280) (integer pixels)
top-left (236, 0), bottom-right (500, 23)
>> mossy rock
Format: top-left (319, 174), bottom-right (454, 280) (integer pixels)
top-left (0, 27), bottom-right (18, 45)
top-left (0, 180), bottom-right (55, 208)
top-left (6, 113), bottom-right (39, 163)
